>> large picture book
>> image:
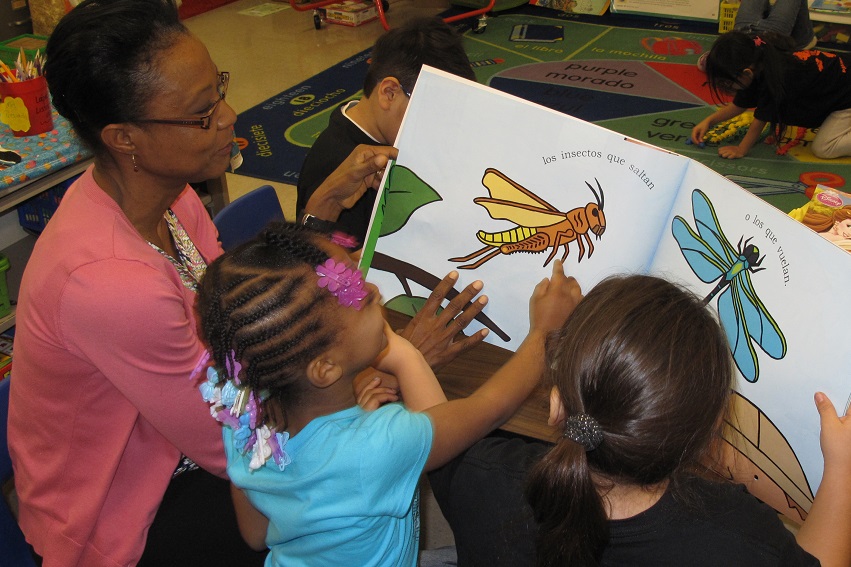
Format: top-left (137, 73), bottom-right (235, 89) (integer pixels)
top-left (362, 67), bottom-right (851, 524)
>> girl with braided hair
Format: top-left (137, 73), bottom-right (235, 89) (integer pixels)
top-left (194, 221), bottom-right (582, 566)
top-left (691, 30), bottom-right (851, 159)
top-left (430, 275), bottom-right (851, 566)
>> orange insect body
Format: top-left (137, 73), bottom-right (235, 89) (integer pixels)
top-left (450, 169), bottom-right (606, 270)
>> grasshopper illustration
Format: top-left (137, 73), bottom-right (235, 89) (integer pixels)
top-left (450, 168), bottom-right (606, 270)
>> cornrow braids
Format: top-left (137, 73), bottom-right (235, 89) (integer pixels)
top-left (197, 222), bottom-right (338, 430)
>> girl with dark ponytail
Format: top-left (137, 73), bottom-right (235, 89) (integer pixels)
top-left (431, 274), bottom-right (851, 567)
top-left (691, 30), bottom-right (851, 160)
top-left (523, 274), bottom-right (851, 566)
top-left (526, 275), bottom-right (731, 565)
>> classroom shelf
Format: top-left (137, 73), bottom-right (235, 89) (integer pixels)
top-left (0, 158), bottom-right (93, 332)
top-left (808, 0), bottom-right (851, 25)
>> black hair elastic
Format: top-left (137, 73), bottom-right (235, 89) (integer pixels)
top-left (563, 413), bottom-right (603, 452)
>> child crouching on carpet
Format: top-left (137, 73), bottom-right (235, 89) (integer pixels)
top-left (193, 221), bottom-right (581, 566)
top-left (692, 30), bottom-right (851, 160)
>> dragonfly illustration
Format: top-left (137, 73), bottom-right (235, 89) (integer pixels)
top-left (671, 189), bottom-right (787, 382)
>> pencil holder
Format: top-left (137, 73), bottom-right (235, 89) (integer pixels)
top-left (0, 75), bottom-right (53, 137)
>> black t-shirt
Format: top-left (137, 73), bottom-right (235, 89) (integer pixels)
top-left (296, 101), bottom-right (385, 245)
top-left (429, 436), bottom-right (820, 566)
top-left (603, 475), bottom-right (819, 566)
top-left (734, 50), bottom-right (851, 128)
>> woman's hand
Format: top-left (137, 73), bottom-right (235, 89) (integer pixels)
top-left (795, 391), bottom-right (851, 566)
top-left (304, 145), bottom-right (398, 221)
top-left (398, 271), bottom-right (489, 370)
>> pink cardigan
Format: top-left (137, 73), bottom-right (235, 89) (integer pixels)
top-left (9, 167), bottom-right (226, 567)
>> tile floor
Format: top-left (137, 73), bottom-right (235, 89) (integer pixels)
top-left (184, 0), bottom-right (459, 550)
top-left (185, 0), bottom-right (451, 217)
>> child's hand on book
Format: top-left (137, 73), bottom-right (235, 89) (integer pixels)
top-left (815, 391), bottom-right (851, 472)
top-left (528, 260), bottom-right (583, 335)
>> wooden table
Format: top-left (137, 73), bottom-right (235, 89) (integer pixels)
top-left (384, 309), bottom-right (557, 443)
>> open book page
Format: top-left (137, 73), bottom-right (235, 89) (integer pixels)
top-left (363, 67), bottom-right (851, 522)
top-left (648, 160), bottom-right (851, 520)
top-left (363, 67), bottom-right (689, 352)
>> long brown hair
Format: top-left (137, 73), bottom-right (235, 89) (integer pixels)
top-left (525, 275), bottom-right (732, 566)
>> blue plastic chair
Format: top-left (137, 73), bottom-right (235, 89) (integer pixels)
top-left (212, 185), bottom-right (285, 251)
top-left (0, 377), bottom-right (38, 567)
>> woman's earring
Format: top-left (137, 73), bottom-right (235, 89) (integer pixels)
top-left (131, 154), bottom-right (139, 173)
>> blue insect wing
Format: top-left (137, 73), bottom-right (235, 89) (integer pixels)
top-left (692, 190), bottom-right (737, 264)
top-left (738, 270), bottom-right (787, 359)
top-left (672, 216), bottom-right (727, 283)
top-left (718, 283), bottom-right (759, 382)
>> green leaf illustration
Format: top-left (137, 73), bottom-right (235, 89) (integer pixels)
top-left (384, 294), bottom-right (428, 317)
top-left (380, 165), bottom-right (442, 237)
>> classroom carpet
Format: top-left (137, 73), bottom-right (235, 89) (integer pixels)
top-left (233, 5), bottom-right (851, 212)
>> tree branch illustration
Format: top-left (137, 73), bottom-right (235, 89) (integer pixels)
top-left (371, 251), bottom-right (511, 342)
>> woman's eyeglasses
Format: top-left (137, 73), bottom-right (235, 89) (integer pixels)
top-left (136, 72), bottom-right (229, 129)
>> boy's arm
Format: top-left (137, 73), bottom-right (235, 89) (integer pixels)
top-left (230, 483), bottom-right (269, 551)
top-left (719, 118), bottom-right (766, 159)
top-left (423, 260), bottom-right (582, 471)
top-left (795, 392), bottom-right (851, 567)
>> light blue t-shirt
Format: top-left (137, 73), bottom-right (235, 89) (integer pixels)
top-left (224, 403), bottom-right (434, 567)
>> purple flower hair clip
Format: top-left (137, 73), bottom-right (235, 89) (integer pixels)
top-left (330, 231), bottom-right (359, 250)
top-left (315, 258), bottom-right (368, 310)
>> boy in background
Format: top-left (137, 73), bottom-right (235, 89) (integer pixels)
top-left (297, 16), bottom-right (476, 247)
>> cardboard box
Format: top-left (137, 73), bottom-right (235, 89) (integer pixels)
top-left (322, 1), bottom-right (378, 26)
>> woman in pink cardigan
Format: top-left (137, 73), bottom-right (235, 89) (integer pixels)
top-left (6, 0), bottom-right (419, 565)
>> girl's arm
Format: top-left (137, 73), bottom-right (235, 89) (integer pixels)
top-left (422, 260), bottom-right (582, 471)
top-left (692, 104), bottom-right (748, 144)
top-left (795, 392), bottom-right (851, 567)
top-left (353, 273), bottom-right (490, 408)
top-left (719, 117), bottom-right (766, 159)
top-left (230, 483), bottom-right (269, 551)
top-left (361, 273), bottom-right (490, 411)
top-left (372, 323), bottom-right (449, 411)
